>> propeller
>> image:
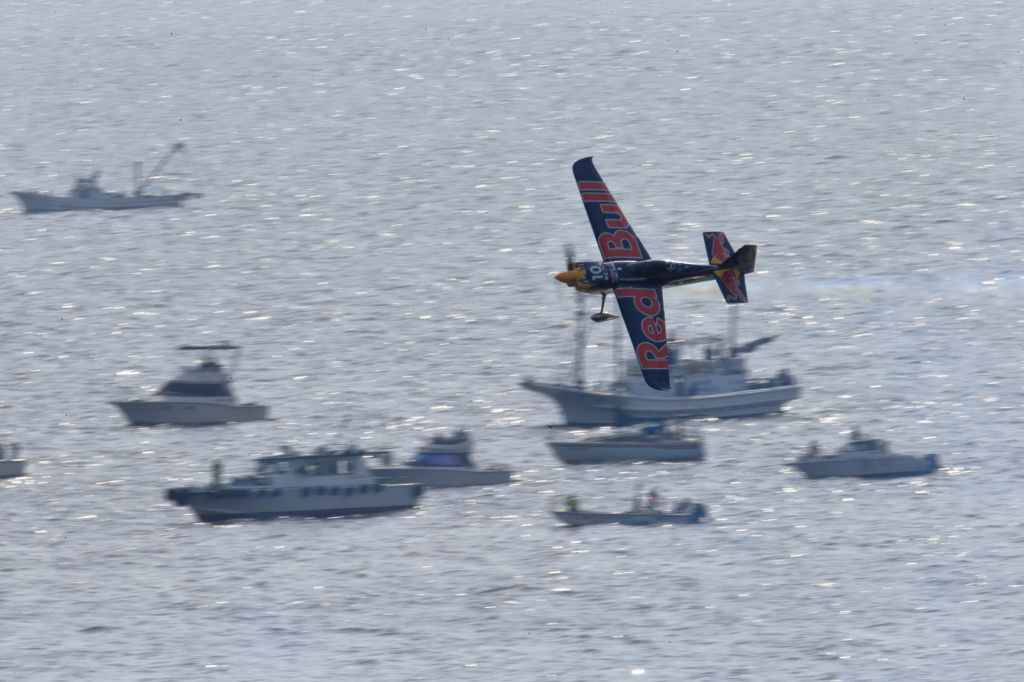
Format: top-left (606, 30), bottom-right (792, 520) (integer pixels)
top-left (563, 244), bottom-right (576, 270)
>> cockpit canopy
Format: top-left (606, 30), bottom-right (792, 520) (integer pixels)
top-left (408, 452), bottom-right (473, 467)
top-left (158, 381), bottom-right (232, 397)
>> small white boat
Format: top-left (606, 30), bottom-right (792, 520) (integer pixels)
top-left (111, 343), bottom-right (268, 426)
top-left (14, 143), bottom-right (201, 213)
top-left (553, 500), bottom-right (708, 526)
top-left (548, 422), bottom-right (703, 464)
top-left (795, 431), bottom-right (939, 479)
top-left (0, 458), bottom-right (27, 479)
top-left (371, 430), bottom-right (512, 487)
top-left (166, 446), bottom-right (423, 522)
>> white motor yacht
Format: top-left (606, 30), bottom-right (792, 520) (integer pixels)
top-left (166, 446), bottom-right (423, 522)
top-left (371, 430), bottom-right (512, 487)
top-left (111, 344), bottom-right (268, 426)
top-left (549, 422), bottom-right (703, 464)
top-left (795, 430), bottom-right (939, 479)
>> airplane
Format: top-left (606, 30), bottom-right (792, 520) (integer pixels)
top-left (554, 157), bottom-right (757, 391)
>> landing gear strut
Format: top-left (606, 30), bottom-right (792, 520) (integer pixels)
top-left (590, 292), bottom-right (620, 323)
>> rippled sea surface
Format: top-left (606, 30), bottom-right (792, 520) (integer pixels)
top-left (3, 1), bottom-right (1024, 679)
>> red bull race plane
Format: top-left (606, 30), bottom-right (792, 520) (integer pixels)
top-left (555, 157), bottom-right (757, 391)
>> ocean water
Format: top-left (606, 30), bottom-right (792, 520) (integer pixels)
top-left (2, 0), bottom-right (1023, 679)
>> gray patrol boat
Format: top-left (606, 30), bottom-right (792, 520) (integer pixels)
top-left (795, 430), bottom-right (939, 479)
top-left (523, 326), bottom-right (799, 426)
top-left (14, 143), bottom-right (201, 213)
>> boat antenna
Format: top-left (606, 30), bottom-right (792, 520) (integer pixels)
top-left (568, 293), bottom-right (588, 387)
top-left (728, 305), bottom-right (739, 355)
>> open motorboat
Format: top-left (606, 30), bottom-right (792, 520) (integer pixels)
top-left (371, 430), bottom-right (512, 487)
top-left (553, 493), bottom-right (707, 526)
top-left (166, 445), bottom-right (423, 522)
top-left (13, 143), bottom-right (202, 213)
top-left (795, 430), bottom-right (939, 479)
top-left (0, 444), bottom-right (27, 479)
top-left (111, 344), bottom-right (268, 426)
top-left (548, 422), bottom-right (703, 464)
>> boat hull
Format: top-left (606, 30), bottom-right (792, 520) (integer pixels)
top-left (14, 191), bottom-right (200, 213)
top-left (371, 466), bottom-right (512, 487)
top-left (0, 459), bottom-right (28, 479)
top-left (523, 380), bottom-right (800, 426)
top-left (549, 441), bottom-right (703, 464)
top-left (167, 483), bottom-right (422, 522)
top-left (112, 400), bottom-right (268, 426)
top-left (795, 454), bottom-right (938, 479)
top-left (553, 506), bottom-right (706, 526)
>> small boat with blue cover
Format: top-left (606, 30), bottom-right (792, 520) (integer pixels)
top-left (371, 430), bottom-right (512, 487)
top-left (553, 493), bottom-right (708, 526)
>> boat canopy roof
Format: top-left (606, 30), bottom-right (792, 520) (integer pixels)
top-left (258, 446), bottom-right (386, 463)
top-left (840, 438), bottom-right (887, 452)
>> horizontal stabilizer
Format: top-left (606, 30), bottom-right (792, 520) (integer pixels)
top-left (703, 232), bottom-right (754, 304)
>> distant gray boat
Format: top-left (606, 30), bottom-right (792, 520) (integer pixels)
top-left (0, 458), bottom-right (28, 479)
top-left (524, 329), bottom-right (799, 426)
top-left (795, 431), bottom-right (939, 479)
top-left (553, 501), bottom-right (708, 527)
top-left (548, 422), bottom-right (703, 464)
top-left (14, 143), bottom-right (202, 213)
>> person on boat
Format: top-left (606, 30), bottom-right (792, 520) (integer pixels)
top-left (566, 494), bottom-right (580, 512)
top-left (646, 489), bottom-right (660, 511)
top-left (806, 441), bottom-right (821, 458)
top-left (0, 444), bottom-right (4, 459)
top-left (851, 428), bottom-right (863, 441)
top-left (10, 443), bottom-right (19, 458)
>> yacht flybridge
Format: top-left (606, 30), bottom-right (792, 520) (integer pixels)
top-left (111, 344), bottom-right (269, 426)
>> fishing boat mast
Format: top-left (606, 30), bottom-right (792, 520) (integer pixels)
top-left (134, 143), bottom-right (201, 196)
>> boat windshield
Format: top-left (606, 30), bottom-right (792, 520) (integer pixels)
top-left (409, 453), bottom-right (472, 467)
top-left (158, 381), bottom-right (232, 397)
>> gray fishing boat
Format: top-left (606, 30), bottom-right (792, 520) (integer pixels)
top-left (523, 313), bottom-right (799, 426)
top-left (548, 422), bottom-right (703, 464)
top-left (795, 430), bottom-right (939, 479)
top-left (371, 430), bottom-right (512, 487)
top-left (14, 143), bottom-right (201, 213)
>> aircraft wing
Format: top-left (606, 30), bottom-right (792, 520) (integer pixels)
top-left (572, 158), bottom-right (651, 262)
top-left (613, 284), bottom-right (671, 391)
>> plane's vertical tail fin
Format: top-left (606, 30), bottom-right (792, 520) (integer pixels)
top-left (703, 232), bottom-right (755, 304)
